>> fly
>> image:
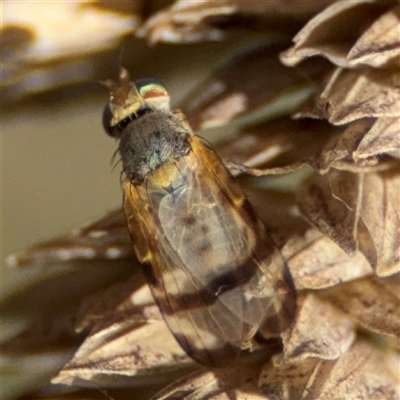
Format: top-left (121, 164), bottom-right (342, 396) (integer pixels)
top-left (102, 69), bottom-right (296, 367)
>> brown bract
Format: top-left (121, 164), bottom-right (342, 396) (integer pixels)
top-left (149, 364), bottom-right (264, 400)
top-left (260, 337), bottom-right (400, 400)
top-left (216, 117), bottom-right (339, 174)
top-left (309, 118), bottom-right (399, 173)
top-left (6, 209), bottom-right (131, 269)
top-left (354, 117), bottom-right (400, 162)
top-left (52, 280), bottom-right (193, 387)
top-left (281, 228), bottom-right (373, 291)
top-left (280, 0), bottom-right (400, 68)
top-left (297, 169), bottom-right (400, 277)
top-left (2, 0), bottom-right (140, 103)
top-left (137, 0), bottom-right (335, 45)
top-left (320, 276), bottom-right (400, 348)
top-left (295, 60), bottom-right (400, 125)
top-left (277, 293), bottom-right (355, 363)
top-left (180, 43), bottom-right (331, 130)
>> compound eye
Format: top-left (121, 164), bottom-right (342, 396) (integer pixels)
top-left (102, 103), bottom-right (118, 137)
top-left (135, 78), bottom-right (171, 112)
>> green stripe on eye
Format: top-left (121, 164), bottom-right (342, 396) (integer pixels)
top-left (139, 83), bottom-right (167, 98)
top-left (134, 78), bottom-right (171, 112)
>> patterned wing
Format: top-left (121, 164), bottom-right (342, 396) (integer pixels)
top-left (123, 136), bottom-right (296, 367)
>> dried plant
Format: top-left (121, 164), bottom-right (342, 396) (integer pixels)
top-left (2, 1), bottom-right (399, 399)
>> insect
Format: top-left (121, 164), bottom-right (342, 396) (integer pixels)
top-left (102, 68), bottom-right (296, 367)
